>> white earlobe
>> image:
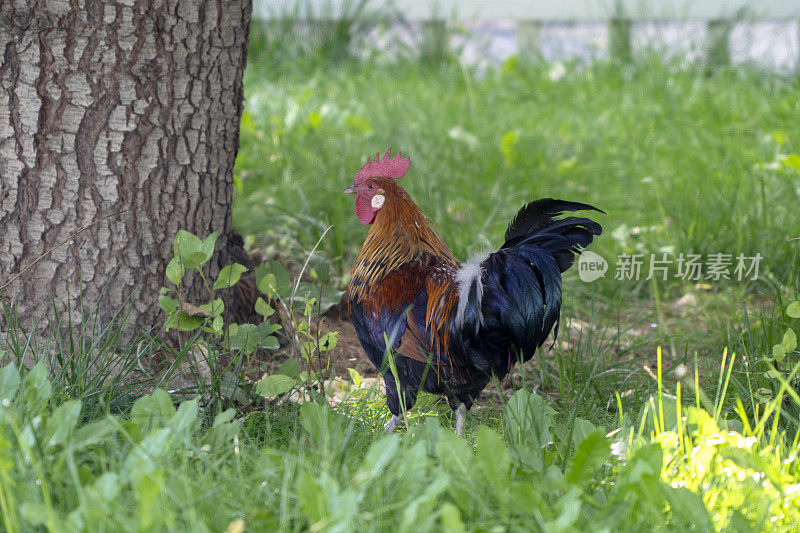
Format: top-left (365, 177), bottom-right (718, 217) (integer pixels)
top-left (371, 194), bottom-right (385, 209)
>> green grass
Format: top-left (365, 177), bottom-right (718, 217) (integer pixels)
top-left (1, 350), bottom-right (800, 531)
top-left (234, 44), bottom-right (800, 423)
top-left (234, 53), bottom-right (800, 291)
top-left (3, 18), bottom-right (800, 531)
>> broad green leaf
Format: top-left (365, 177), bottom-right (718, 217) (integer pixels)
top-left (201, 232), bottom-right (218, 262)
top-left (278, 358), bottom-right (301, 378)
top-left (615, 445), bottom-right (667, 517)
top-left (257, 271), bottom-right (278, 298)
top-left (175, 230), bottom-right (207, 269)
top-left (20, 362), bottom-right (52, 415)
top-left (400, 475), bottom-right (448, 532)
top-left (72, 418), bottom-right (118, 450)
top-left (348, 368), bottom-right (362, 387)
top-left (175, 229), bottom-right (201, 254)
top-left (297, 470), bottom-right (327, 523)
top-left (787, 301), bottom-right (800, 318)
top-left (556, 416), bottom-right (600, 454)
top-left (211, 315), bottom-right (223, 334)
top-left (164, 311), bottom-right (180, 332)
top-left (214, 263), bottom-right (248, 290)
top-left (158, 295), bottom-right (178, 313)
top-left (620, 443), bottom-right (663, 484)
top-left (209, 408), bottom-right (242, 447)
top-left (300, 402), bottom-right (330, 443)
top-left (773, 343), bottom-right (787, 362)
top-left (565, 430), bottom-right (609, 485)
top-left (505, 389), bottom-right (554, 448)
top-left (199, 298), bottom-right (224, 317)
top-left (357, 434), bottom-right (401, 482)
top-left (213, 408), bottom-right (236, 428)
top-left (662, 487), bottom-right (714, 531)
top-left (255, 374), bottom-right (297, 398)
top-left (168, 400), bottom-right (200, 444)
top-left (165, 257), bottom-right (184, 285)
top-left (509, 480), bottom-right (547, 516)
top-left (177, 312), bottom-right (205, 332)
top-left (552, 489), bottom-right (582, 530)
top-left (134, 472), bottom-right (164, 529)
top-left (268, 259), bottom-right (292, 290)
top-left (570, 417), bottom-right (600, 450)
top-left (44, 400), bottom-right (82, 448)
top-left (255, 297), bottom-right (274, 318)
top-left (125, 429), bottom-right (171, 482)
top-left (218, 371), bottom-right (248, 404)
top-left (318, 332), bottom-right (338, 352)
top-left (86, 472), bottom-right (121, 505)
top-left (474, 427), bottom-right (510, 491)
top-left (228, 322), bottom-right (280, 354)
top-left (19, 503), bottom-right (53, 528)
top-left (257, 260), bottom-right (291, 298)
top-left (0, 363), bottom-right (20, 400)
top-left (504, 389), bottom-right (554, 471)
top-left (782, 328), bottom-right (796, 352)
top-left (294, 282), bottom-right (343, 314)
top-left (131, 389), bottom-right (175, 431)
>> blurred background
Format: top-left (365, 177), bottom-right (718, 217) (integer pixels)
top-left (233, 0), bottom-right (800, 412)
top-left (254, 0), bottom-right (800, 71)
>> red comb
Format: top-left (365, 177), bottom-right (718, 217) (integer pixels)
top-left (353, 148), bottom-right (411, 185)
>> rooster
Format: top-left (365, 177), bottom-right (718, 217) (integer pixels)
top-left (344, 149), bottom-right (603, 434)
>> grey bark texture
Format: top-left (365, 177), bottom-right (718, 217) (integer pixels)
top-left (0, 0), bottom-right (254, 346)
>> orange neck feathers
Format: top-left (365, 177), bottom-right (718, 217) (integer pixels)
top-left (349, 179), bottom-right (457, 304)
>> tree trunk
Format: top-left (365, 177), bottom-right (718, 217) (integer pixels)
top-left (0, 0), bottom-right (253, 348)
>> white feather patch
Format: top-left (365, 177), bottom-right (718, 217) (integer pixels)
top-left (371, 194), bottom-right (385, 209)
top-left (454, 251), bottom-right (490, 331)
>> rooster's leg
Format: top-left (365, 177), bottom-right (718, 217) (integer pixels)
top-left (455, 403), bottom-right (467, 436)
top-left (384, 414), bottom-right (402, 434)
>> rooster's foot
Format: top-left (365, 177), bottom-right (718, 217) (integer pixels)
top-left (384, 415), bottom-right (402, 434)
top-left (455, 403), bottom-right (466, 436)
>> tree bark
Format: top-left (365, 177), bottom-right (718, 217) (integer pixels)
top-left (0, 0), bottom-right (253, 347)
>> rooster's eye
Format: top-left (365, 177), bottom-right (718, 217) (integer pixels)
top-left (368, 184), bottom-right (374, 190)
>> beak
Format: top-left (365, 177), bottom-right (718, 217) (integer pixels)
top-left (343, 185), bottom-right (357, 194)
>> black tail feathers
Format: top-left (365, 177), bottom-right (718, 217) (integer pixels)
top-left (451, 198), bottom-right (603, 378)
top-left (502, 198), bottom-right (604, 272)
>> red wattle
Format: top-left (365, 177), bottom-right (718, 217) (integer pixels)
top-left (355, 195), bottom-right (375, 225)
